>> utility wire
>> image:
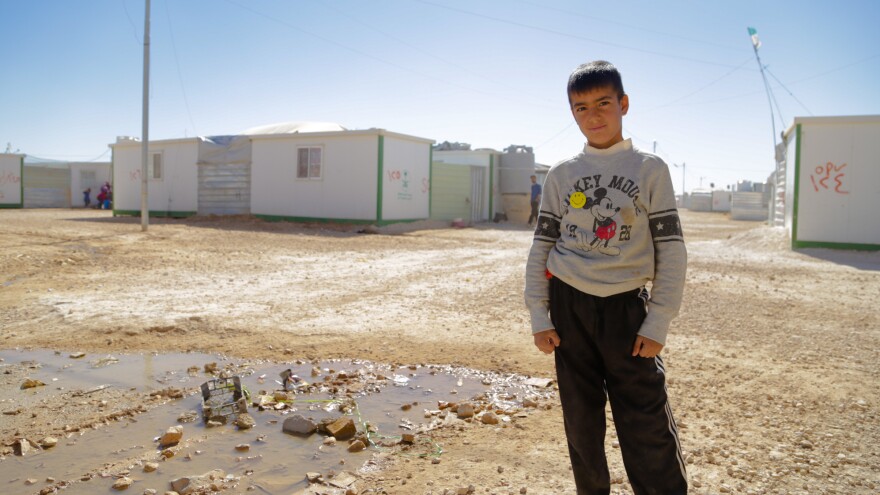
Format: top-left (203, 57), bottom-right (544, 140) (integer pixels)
top-left (221, 0), bottom-right (555, 109)
top-left (646, 57), bottom-right (753, 111)
top-left (121, 0), bottom-right (142, 45)
top-left (516, 0), bottom-right (742, 52)
top-left (414, 0), bottom-right (750, 70)
top-left (533, 122), bottom-right (575, 151)
top-left (764, 67), bottom-right (813, 116)
top-left (766, 74), bottom-right (786, 132)
top-left (316, 2), bottom-right (555, 107)
top-left (681, 54), bottom-right (878, 107)
top-left (164, 0), bottom-right (199, 136)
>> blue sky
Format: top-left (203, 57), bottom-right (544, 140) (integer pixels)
top-left (2, 0), bottom-right (878, 193)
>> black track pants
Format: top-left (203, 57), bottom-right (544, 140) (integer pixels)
top-left (550, 276), bottom-right (687, 495)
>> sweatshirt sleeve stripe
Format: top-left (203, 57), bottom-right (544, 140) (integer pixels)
top-left (649, 210), bottom-right (684, 242)
top-left (533, 214), bottom-right (561, 240)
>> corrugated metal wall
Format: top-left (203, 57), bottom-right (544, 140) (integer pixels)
top-left (23, 166), bottom-right (70, 208)
top-left (730, 192), bottom-right (767, 221)
top-left (198, 163), bottom-right (251, 215)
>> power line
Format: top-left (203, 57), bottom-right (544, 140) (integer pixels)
top-left (413, 0), bottom-right (751, 70)
top-left (316, 2), bottom-right (554, 107)
top-left (677, 53), bottom-right (879, 107)
top-left (164, 0), bottom-right (198, 136)
top-left (645, 57), bottom-right (753, 111)
top-left (121, 0), bottom-right (142, 45)
top-left (516, 0), bottom-right (743, 52)
top-left (764, 67), bottom-right (813, 116)
top-left (221, 0), bottom-right (555, 109)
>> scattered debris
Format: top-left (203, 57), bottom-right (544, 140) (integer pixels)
top-left (200, 376), bottom-right (248, 423)
top-left (523, 377), bottom-right (554, 388)
top-left (20, 378), bottom-right (46, 390)
top-left (91, 356), bottom-right (120, 368)
top-left (170, 469), bottom-right (227, 494)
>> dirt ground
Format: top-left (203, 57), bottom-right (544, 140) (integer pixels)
top-left (1, 208), bottom-right (878, 494)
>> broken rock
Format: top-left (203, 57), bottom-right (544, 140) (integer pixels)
top-left (170, 469), bottom-right (225, 495)
top-left (38, 436), bottom-right (58, 449)
top-left (13, 438), bottom-right (38, 456)
top-left (112, 476), bottom-right (133, 490)
top-left (20, 378), bottom-right (46, 390)
top-left (283, 414), bottom-right (317, 436)
top-left (456, 403), bottom-right (475, 419)
top-left (347, 440), bottom-right (366, 452)
top-left (234, 413), bottom-right (256, 430)
top-left (326, 417), bottom-right (357, 441)
top-left (481, 412), bottom-right (500, 425)
top-left (159, 426), bottom-right (184, 447)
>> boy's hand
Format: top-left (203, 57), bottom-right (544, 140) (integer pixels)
top-left (533, 329), bottom-right (561, 354)
top-left (632, 335), bottom-right (663, 358)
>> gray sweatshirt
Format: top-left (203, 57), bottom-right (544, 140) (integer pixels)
top-left (524, 139), bottom-right (687, 345)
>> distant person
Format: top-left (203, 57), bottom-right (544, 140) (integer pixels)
top-left (99, 181), bottom-right (111, 210)
top-left (528, 175), bottom-right (541, 225)
top-left (524, 60), bottom-right (688, 494)
top-left (83, 187), bottom-right (91, 208)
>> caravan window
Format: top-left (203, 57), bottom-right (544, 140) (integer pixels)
top-left (149, 152), bottom-right (163, 180)
top-left (296, 147), bottom-right (322, 179)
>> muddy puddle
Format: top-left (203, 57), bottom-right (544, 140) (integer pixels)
top-left (0, 350), bottom-right (555, 494)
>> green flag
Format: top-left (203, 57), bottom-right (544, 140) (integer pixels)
top-left (748, 27), bottom-right (761, 49)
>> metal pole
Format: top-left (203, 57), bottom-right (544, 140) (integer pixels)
top-left (682, 162), bottom-right (685, 194)
top-left (140, 0), bottom-right (151, 231)
top-left (750, 30), bottom-right (777, 149)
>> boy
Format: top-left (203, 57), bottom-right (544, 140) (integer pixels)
top-left (524, 60), bottom-right (688, 494)
top-left (528, 174), bottom-right (542, 225)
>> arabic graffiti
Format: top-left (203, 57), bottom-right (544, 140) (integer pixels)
top-left (809, 162), bottom-right (849, 195)
top-left (0, 171), bottom-right (21, 185)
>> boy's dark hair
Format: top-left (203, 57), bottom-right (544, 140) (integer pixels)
top-left (567, 60), bottom-right (625, 101)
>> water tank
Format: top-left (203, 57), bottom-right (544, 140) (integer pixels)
top-left (499, 145), bottom-right (534, 194)
top-left (499, 145), bottom-right (535, 223)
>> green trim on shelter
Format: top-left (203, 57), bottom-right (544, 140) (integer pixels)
top-left (19, 156), bottom-right (24, 207)
top-left (790, 124), bottom-right (802, 250)
top-left (488, 154), bottom-right (495, 219)
top-left (256, 213), bottom-right (422, 227)
top-left (428, 148), bottom-right (433, 218)
top-left (114, 209), bottom-right (197, 218)
top-left (792, 239), bottom-right (880, 251)
top-left (376, 135), bottom-right (385, 223)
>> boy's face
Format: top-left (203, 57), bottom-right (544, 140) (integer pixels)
top-left (569, 86), bottom-right (629, 150)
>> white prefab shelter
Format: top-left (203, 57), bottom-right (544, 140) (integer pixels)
top-left (69, 162), bottom-right (112, 208)
top-left (780, 115), bottom-right (880, 250)
top-left (711, 190), bottom-right (731, 212)
top-left (111, 134), bottom-right (252, 217)
top-left (0, 153), bottom-right (24, 208)
top-left (431, 148), bottom-right (500, 223)
top-left (249, 128), bottom-right (433, 224)
top-left (111, 137), bottom-right (201, 217)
